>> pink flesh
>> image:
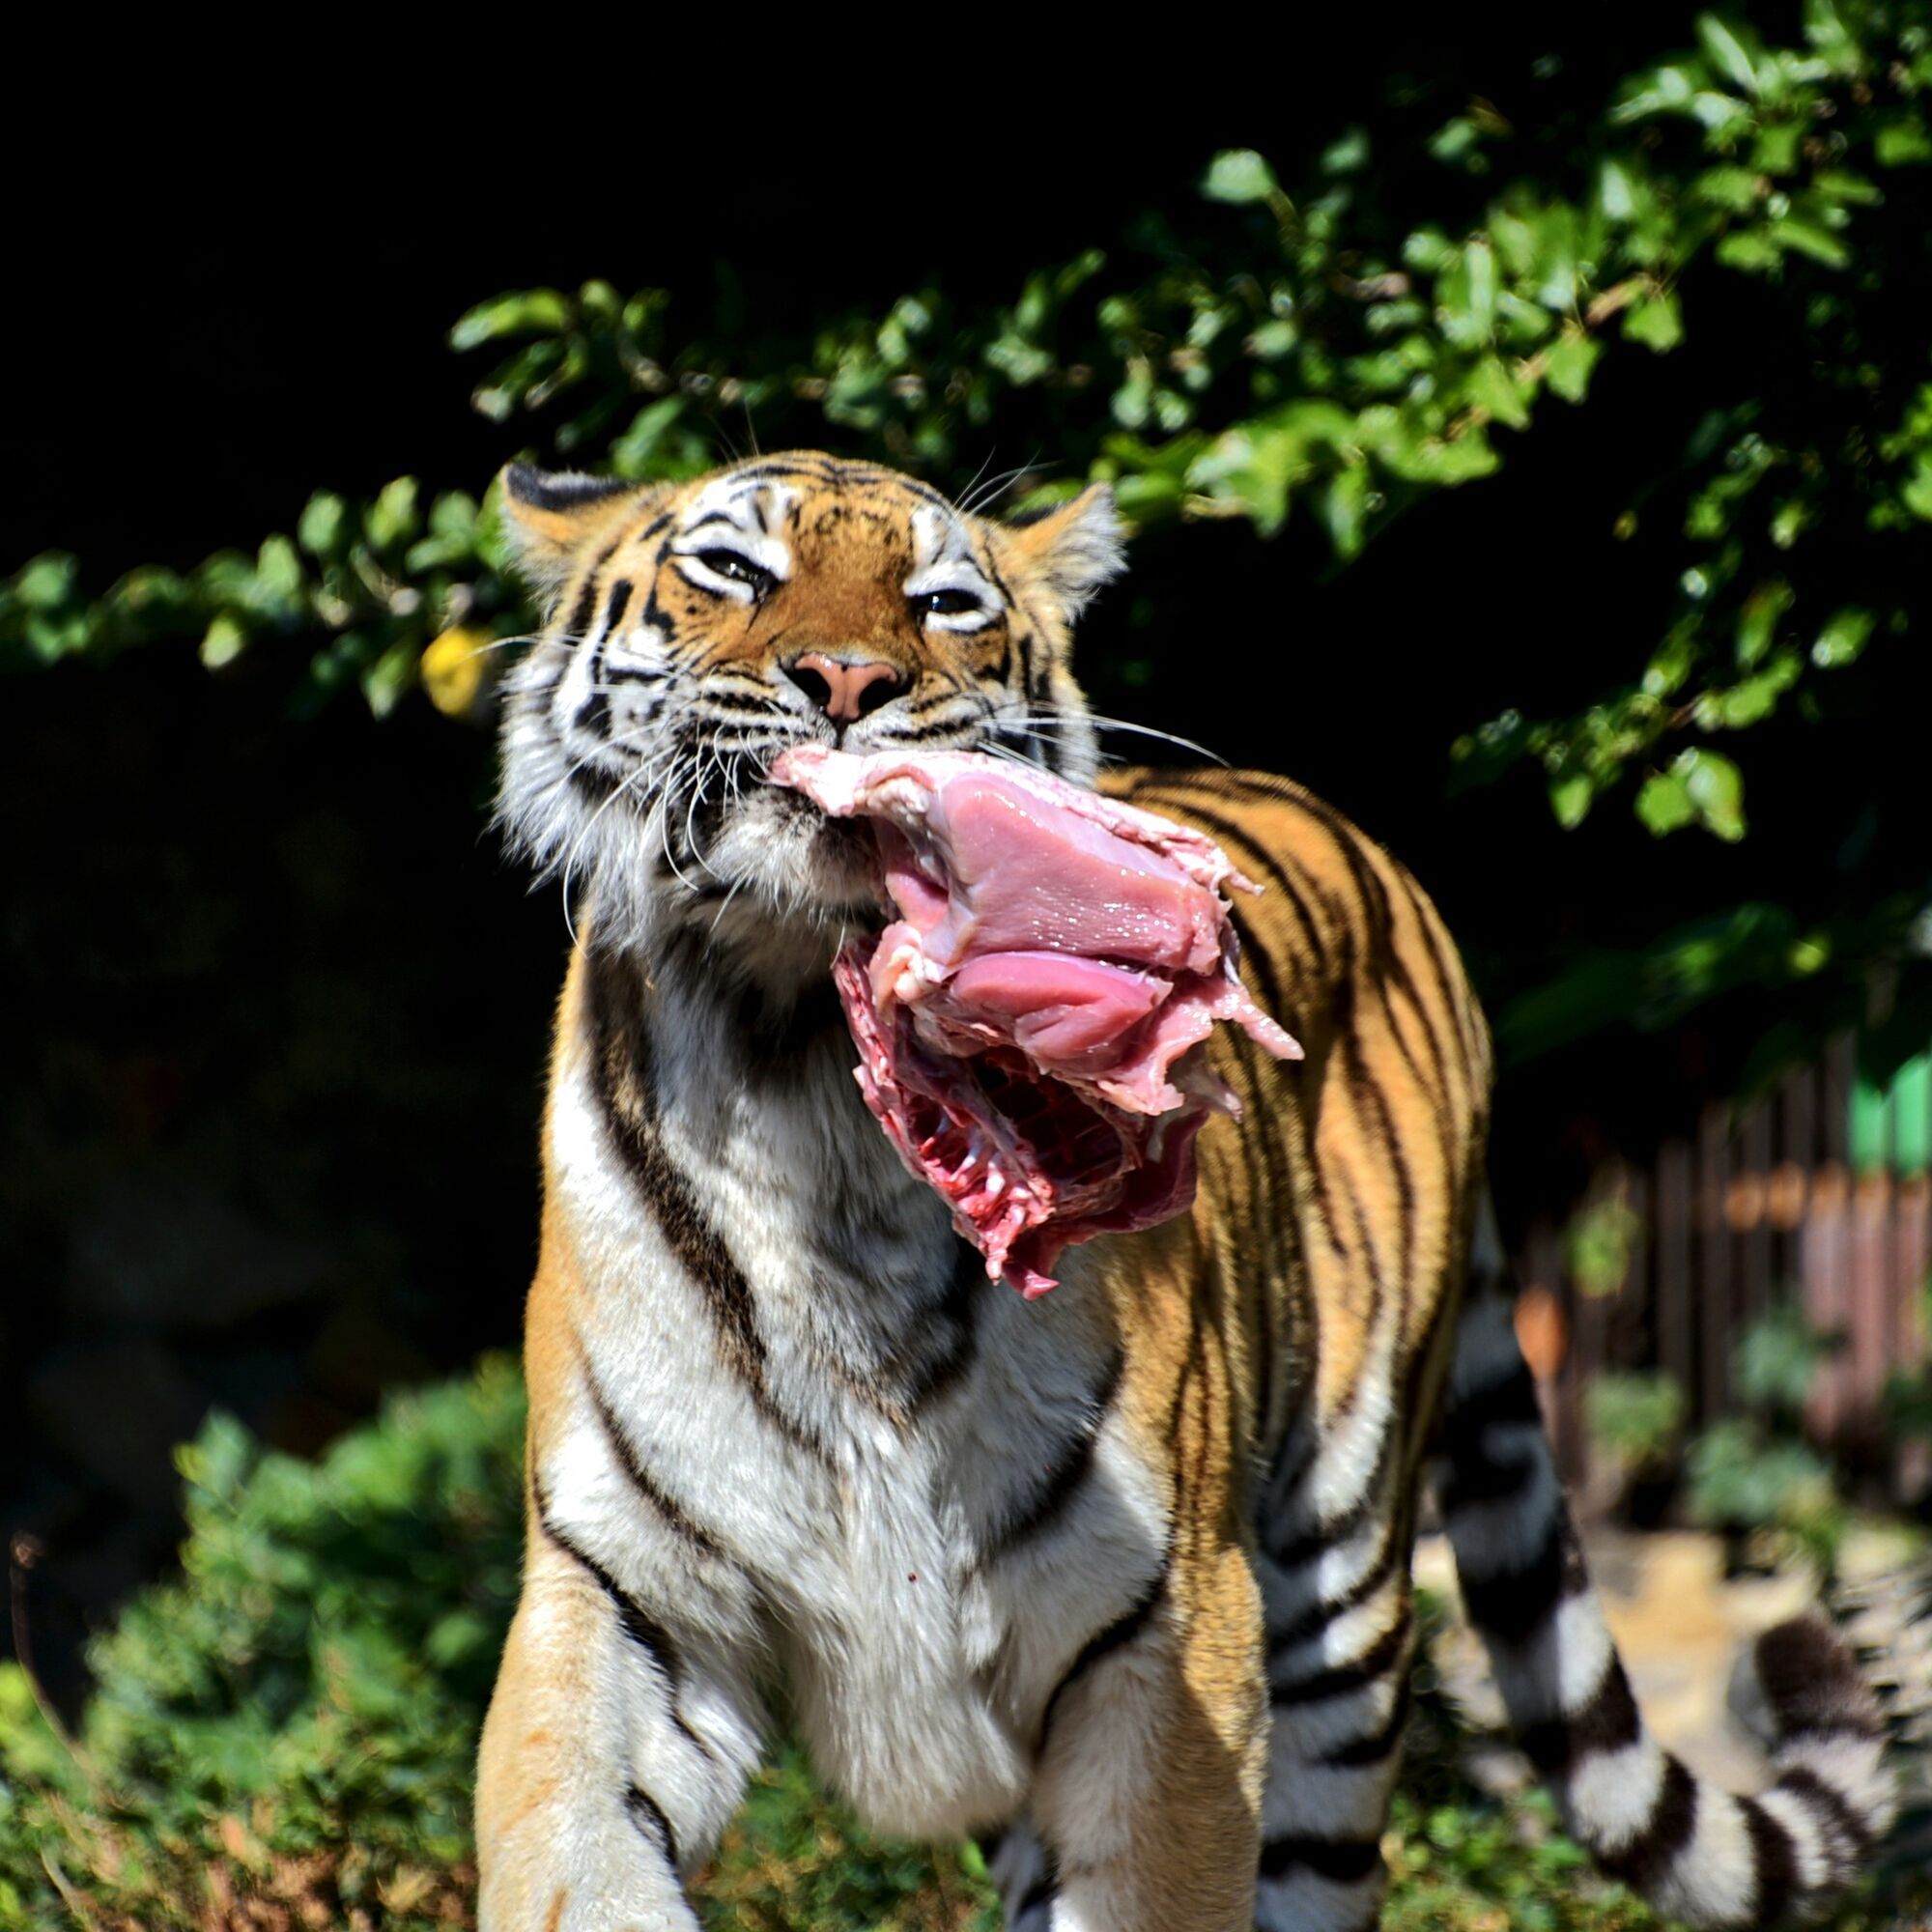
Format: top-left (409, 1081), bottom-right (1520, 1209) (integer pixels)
top-left (774, 746), bottom-right (1301, 1293)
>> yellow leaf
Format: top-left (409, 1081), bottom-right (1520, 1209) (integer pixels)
top-left (420, 626), bottom-right (492, 718)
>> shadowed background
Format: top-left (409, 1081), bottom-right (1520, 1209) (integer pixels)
top-left (5, 18), bottom-right (1931, 1926)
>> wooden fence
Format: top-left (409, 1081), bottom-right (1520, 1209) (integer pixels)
top-left (1514, 1035), bottom-right (1932, 1493)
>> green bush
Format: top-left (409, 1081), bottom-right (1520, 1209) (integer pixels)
top-left (1584, 1369), bottom-right (1687, 1480)
top-left (0, 1359), bottom-right (527, 1929)
top-left (1685, 1306), bottom-right (1853, 1575)
top-left (5, 1366), bottom-right (1926, 1929)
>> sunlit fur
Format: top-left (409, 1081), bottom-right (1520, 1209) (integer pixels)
top-left (476, 453), bottom-right (1894, 1932)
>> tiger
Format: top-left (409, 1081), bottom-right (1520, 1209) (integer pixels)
top-left (474, 449), bottom-right (1896, 1931)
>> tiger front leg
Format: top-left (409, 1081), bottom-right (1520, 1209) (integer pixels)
top-left (1026, 1538), bottom-right (1268, 1931)
top-left (475, 1508), bottom-right (765, 1932)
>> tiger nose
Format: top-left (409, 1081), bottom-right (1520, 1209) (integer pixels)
top-left (783, 652), bottom-right (908, 723)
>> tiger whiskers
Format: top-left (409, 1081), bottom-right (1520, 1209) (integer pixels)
top-left (999, 707), bottom-right (1229, 767)
top-left (552, 721), bottom-right (697, 943)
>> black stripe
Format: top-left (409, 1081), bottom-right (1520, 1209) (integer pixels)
top-left (1204, 1023), bottom-right (1289, 1448)
top-left (1774, 1765), bottom-right (1874, 1863)
top-left (1435, 1359), bottom-right (1543, 1462)
top-left (1014, 626), bottom-right (1041, 704)
top-left (1319, 1676), bottom-right (1414, 1768)
top-left (1268, 1430), bottom-right (1396, 1570)
top-left (1600, 1753), bottom-right (1697, 1894)
top-left (1270, 1494), bottom-right (1378, 1572)
top-left (1753, 1617), bottom-right (1885, 1740)
top-left (505, 464), bottom-right (634, 513)
top-left (574, 690), bottom-right (611, 738)
top-left (562, 533), bottom-right (627, 645)
top-left (567, 760), bottom-right (622, 810)
top-left (692, 687), bottom-right (783, 717)
top-left (977, 1349), bottom-right (1124, 1566)
top-left (1437, 1441), bottom-right (1542, 1515)
top-left (584, 957), bottom-right (827, 1464)
top-left (604, 578), bottom-right (635, 631)
top-left (1390, 860), bottom-right (1486, 1076)
top-left (1519, 1665), bottom-right (1640, 1777)
top-left (1268, 1530), bottom-right (1403, 1654)
top-left (712, 458), bottom-right (836, 487)
top-left (1259, 1834), bottom-right (1381, 1883)
top-left (1740, 1793), bottom-right (1798, 1926)
top-left (581, 1349), bottom-right (730, 1562)
top-left (1268, 1423), bottom-right (1320, 1496)
top-left (1014, 1868), bottom-right (1058, 1922)
top-left (1163, 777), bottom-right (1465, 1130)
top-left (564, 574), bottom-right (603, 646)
top-left (1138, 789), bottom-right (1327, 972)
top-left (535, 1492), bottom-right (675, 1660)
top-left (1271, 1610), bottom-right (1408, 1707)
top-left (900, 1240), bottom-right (984, 1412)
top-left (1457, 1517), bottom-right (1586, 1643)
top-left (534, 1495), bottom-right (718, 1763)
top-left (1039, 1560), bottom-right (1168, 1741)
top-left (623, 1782), bottom-right (680, 1869)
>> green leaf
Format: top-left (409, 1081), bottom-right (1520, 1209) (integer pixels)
top-left (254, 534), bottom-right (303, 606)
top-left (1623, 290), bottom-right (1684, 351)
top-left (1716, 230), bottom-right (1785, 274)
top-left (13, 552), bottom-right (76, 611)
top-left (1812, 605), bottom-right (1874, 667)
top-left (1696, 14), bottom-right (1762, 95)
top-left (1467, 355), bottom-right (1530, 429)
top-left (1320, 128), bottom-right (1370, 176)
top-left (364, 477), bottom-right (422, 554)
top-left (448, 288), bottom-right (574, 352)
top-left (1550, 772), bottom-right (1595, 828)
top-left (608, 396), bottom-right (690, 477)
top-left (1769, 217), bottom-right (1850, 268)
top-left (1315, 465), bottom-right (1372, 559)
top-left (1463, 239), bottom-right (1497, 336)
top-left (1635, 769), bottom-right (1696, 835)
top-left (1693, 165), bottom-right (1761, 211)
top-left (199, 611), bottom-right (247, 670)
top-left (298, 492), bottom-right (347, 557)
top-left (1201, 150), bottom-right (1279, 205)
top-left (1875, 115), bottom-right (1932, 167)
top-left (1677, 746), bottom-right (1747, 839)
top-left (1543, 332), bottom-right (1602, 403)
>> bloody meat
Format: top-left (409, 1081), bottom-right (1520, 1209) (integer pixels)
top-left (772, 746), bottom-right (1301, 1294)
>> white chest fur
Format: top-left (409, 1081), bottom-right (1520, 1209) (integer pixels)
top-left (542, 958), bottom-right (1168, 1838)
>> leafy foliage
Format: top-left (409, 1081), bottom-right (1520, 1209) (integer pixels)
top-left (6, 9), bottom-right (1925, 778)
top-left (1585, 1370), bottom-right (1687, 1477)
top-left (1679, 1306), bottom-right (1854, 1572)
top-left (0, 1359), bottom-right (527, 1929)
top-left (5, 10), bottom-right (1931, 1099)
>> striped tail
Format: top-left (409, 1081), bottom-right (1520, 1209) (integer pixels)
top-left (1435, 1253), bottom-right (1897, 1928)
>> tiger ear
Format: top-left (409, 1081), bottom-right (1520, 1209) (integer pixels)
top-left (1000, 482), bottom-right (1126, 626)
top-left (496, 463), bottom-right (657, 599)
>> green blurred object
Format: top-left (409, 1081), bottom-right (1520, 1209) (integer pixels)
top-left (1853, 1050), bottom-right (1932, 1174)
top-left (1685, 1306), bottom-right (1854, 1575)
top-left (1585, 1369), bottom-right (1687, 1475)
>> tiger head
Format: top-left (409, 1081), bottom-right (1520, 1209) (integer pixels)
top-left (497, 451), bottom-right (1123, 965)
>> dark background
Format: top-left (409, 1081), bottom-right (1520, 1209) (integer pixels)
top-left (5, 15), bottom-right (1895, 1705)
